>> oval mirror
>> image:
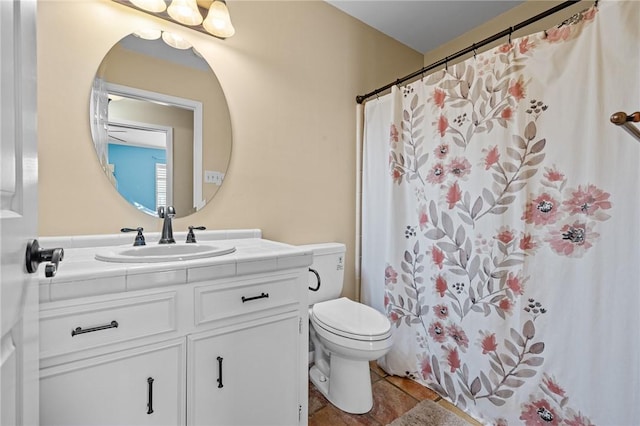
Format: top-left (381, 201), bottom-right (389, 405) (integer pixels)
top-left (90, 32), bottom-right (232, 218)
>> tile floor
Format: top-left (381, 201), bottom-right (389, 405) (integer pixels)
top-left (308, 362), bottom-right (482, 426)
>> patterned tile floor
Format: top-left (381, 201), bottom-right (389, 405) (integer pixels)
top-left (308, 362), bottom-right (482, 426)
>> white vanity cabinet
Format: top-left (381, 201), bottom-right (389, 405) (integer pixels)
top-left (39, 289), bottom-right (185, 426)
top-left (188, 273), bottom-right (305, 425)
top-left (40, 338), bottom-right (186, 426)
top-left (38, 235), bottom-right (311, 426)
top-left (188, 312), bottom-right (300, 426)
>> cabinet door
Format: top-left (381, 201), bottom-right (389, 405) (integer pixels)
top-left (188, 313), bottom-right (299, 426)
top-left (40, 338), bottom-right (185, 426)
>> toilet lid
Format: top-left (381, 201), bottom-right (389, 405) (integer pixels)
top-left (312, 297), bottom-right (391, 340)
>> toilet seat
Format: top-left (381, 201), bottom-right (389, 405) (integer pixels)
top-left (311, 297), bottom-right (392, 342)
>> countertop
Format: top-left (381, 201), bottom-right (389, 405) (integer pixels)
top-left (38, 229), bottom-right (312, 303)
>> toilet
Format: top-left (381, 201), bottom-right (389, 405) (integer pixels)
top-left (300, 243), bottom-right (393, 414)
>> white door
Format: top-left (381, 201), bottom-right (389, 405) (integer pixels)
top-left (0, 0), bottom-right (39, 424)
top-left (187, 313), bottom-right (300, 426)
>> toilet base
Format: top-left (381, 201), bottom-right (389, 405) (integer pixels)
top-left (309, 354), bottom-right (373, 414)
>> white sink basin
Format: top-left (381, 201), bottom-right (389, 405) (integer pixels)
top-left (95, 243), bottom-right (236, 263)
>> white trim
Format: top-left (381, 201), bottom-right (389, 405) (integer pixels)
top-left (104, 82), bottom-right (204, 211)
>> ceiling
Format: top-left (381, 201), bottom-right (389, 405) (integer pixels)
top-left (325, 1), bottom-right (525, 54)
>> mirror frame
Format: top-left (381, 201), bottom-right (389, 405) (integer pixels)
top-left (102, 81), bottom-right (206, 211)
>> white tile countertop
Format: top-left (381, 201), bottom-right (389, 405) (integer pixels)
top-left (37, 229), bottom-right (312, 303)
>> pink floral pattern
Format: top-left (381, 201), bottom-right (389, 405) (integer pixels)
top-left (563, 184), bottom-right (612, 219)
top-left (429, 321), bottom-right (447, 342)
top-left (426, 163), bottom-right (446, 184)
top-left (446, 157), bottom-right (472, 179)
top-left (520, 398), bottom-right (560, 425)
top-left (433, 304), bottom-right (449, 319)
top-left (483, 146), bottom-right (500, 170)
top-left (522, 192), bottom-right (561, 226)
top-left (434, 143), bottom-right (449, 159)
top-left (479, 331), bottom-right (497, 354)
top-left (432, 88), bottom-right (446, 109)
top-left (430, 246), bottom-right (445, 269)
top-left (384, 265), bottom-right (397, 285)
top-left (546, 221), bottom-right (598, 257)
top-left (383, 6), bottom-right (602, 426)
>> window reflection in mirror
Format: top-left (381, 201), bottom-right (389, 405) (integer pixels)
top-left (90, 32), bottom-right (232, 218)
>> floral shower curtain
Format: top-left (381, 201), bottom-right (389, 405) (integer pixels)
top-left (361, 2), bottom-right (640, 425)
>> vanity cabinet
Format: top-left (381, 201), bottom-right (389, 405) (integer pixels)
top-left (188, 312), bottom-right (299, 426)
top-left (40, 338), bottom-right (186, 426)
top-left (39, 265), bottom-right (309, 426)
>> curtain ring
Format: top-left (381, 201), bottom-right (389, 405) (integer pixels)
top-left (472, 43), bottom-right (477, 59)
top-left (508, 27), bottom-right (513, 45)
top-left (445, 56), bottom-right (448, 71)
top-left (594, 0), bottom-right (599, 7)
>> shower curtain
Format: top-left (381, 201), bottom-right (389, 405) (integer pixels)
top-left (361, 2), bottom-right (640, 425)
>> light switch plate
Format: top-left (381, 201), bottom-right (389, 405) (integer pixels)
top-left (204, 171), bottom-right (224, 185)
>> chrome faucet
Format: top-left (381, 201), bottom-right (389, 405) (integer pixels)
top-left (157, 206), bottom-right (176, 244)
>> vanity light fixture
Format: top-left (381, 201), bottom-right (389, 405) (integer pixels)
top-left (167, 0), bottom-right (202, 26)
top-left (129, 0), bottom-right (166, 13)
top-left (203, 0), bottom-right (235, 38)
top-left (133, 28), bottom-right (162, 40)
top-left (113, 0), bottom-right (235, 40)
top-left (161, 31), bottom-right (192, 49)
top-left (133, 28), bottom-right (194, 50)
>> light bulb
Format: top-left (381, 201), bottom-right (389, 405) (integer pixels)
top-left (161, 31), bottom-right (192, 50)
top-left (133, 28), bottom-right (162, 40)
top-left (130, 0), bottom-right (167, 13)
top-left (203, 0), bottom-right (235, 38)
top-left (167, 0), bottom-right (203, 26)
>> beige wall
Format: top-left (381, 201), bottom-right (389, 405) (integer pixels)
top-left (37, 0), bottom-right (423, 300)
top-left (423, 1), bottom-right (596, 66)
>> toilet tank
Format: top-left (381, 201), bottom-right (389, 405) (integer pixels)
top-left (298, 243), bottom-right (346, 306)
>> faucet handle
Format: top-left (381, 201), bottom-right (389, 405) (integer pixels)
top-left (186, 226), bottom-right (206, 243)
top-left (121, 227), bottom-right (146, 246)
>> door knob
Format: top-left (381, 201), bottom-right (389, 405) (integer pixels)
top-left (25, 239), bottom-right (64, 278)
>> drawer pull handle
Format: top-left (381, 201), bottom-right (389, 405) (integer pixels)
top-left (71, 320), bottom-right (119, 336)
top-left (217, 356), bottom-right (224, 388)
top-left (241, 292), bottom-right (269, 303)
top-left (147, 377), bottom-right (154, 415)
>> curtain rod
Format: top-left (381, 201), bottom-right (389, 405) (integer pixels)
top-left (356, 0), bottom-right (584, 104)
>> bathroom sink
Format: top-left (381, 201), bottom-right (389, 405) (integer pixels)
top-left (95, 243), bottom-right (236, 263)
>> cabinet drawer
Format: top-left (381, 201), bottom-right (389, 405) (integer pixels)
top-left (195, 275), bottom-right (299, 326)
top-left (40, 291), bottom-right (177, 360)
